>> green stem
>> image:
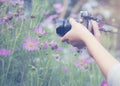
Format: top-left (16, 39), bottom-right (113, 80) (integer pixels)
top-left (0, 58), bottom-right (4, 86)
top-left (30, 72), bottom-right (33, 86)
top-left (6, 20), bottom-right (24, 79)
top-left (40, 59), bottom-right (51, 86)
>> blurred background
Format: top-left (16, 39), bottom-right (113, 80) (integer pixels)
top-left (0, 0), bottom-right (120, 86)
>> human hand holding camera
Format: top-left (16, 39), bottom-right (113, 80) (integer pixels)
top-left (56, 11), bottom-right (102, 49)
top-left (61, 18), bottom-right (101, 49)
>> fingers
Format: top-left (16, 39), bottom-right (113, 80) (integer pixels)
top-left (61, 36), bottom-right (70, 44)
top-left (61, 32), bottom-right (70, 43)
top-left (91, 20), bottom-right (99, 32)
top-left (69, 18), bottom-right (81, 28)
top-left (91, 20), bottom-right (102, 42)
top-left (61, 35), bottom-right (68, 42)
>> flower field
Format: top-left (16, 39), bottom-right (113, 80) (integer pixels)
top-left (1, 0), bottom-right (119, 86)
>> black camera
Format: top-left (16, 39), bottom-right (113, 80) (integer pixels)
top-left (56, 11), bottom-right (100, 37)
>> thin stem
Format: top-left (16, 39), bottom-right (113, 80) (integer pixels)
top-left (0, 58), bottom-right (4, 86)
top-left (6, 20), bottom-right (24, 79)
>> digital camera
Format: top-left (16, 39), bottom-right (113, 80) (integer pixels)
top-left (56, 11), bottom-right (101, 37)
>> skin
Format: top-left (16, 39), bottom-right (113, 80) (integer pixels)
top-left (61, 18), bottom-right (120, 79)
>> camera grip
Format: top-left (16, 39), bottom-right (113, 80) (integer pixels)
top-left (56, 20), bottom-right (71, 37)
top-left (56, 19), bottom-right (94, 37)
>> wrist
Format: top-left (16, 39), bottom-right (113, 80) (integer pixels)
top-left (79, 31), bottom-right (94, 45)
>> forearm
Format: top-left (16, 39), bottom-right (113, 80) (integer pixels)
top-left (61, 18), bottom-right (120, 78)
top-left (83, 33), bottom-right (119, 78)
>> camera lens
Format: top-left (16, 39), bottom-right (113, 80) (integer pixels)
top-left (56, 20), bottom-right (71, 37)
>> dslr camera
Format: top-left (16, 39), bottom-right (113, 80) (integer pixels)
top-left (56, 11), bottom-right (101, 37)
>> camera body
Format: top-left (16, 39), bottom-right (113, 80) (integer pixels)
top-left (56, 11), bottom-right (99, 37)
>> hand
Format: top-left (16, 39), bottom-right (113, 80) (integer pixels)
top-left (61, 18), bottom-right (101, 49)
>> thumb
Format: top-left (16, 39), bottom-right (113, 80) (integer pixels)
top-left (61, 35), bottom-right (68, 42)
top-left (69, 18), bottom-right (78, 26)
top-left (61, 31), bottom-right (71, 43)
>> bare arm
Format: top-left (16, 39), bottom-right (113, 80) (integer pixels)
top-left (84, 29), bottom-right (119, 78)
top-left (61, 18), bottom-right (120, 78)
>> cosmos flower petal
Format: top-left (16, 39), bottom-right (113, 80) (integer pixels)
top-left (0, 48), bottom-right (12, 57)
top-left (23, 36), bottom-right (40, 51)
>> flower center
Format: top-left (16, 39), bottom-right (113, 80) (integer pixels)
top-left (79, 61), bottom-right (84, 65)
top-left (29, 42), bottom-right (33, 47)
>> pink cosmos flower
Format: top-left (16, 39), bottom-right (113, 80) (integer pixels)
top-left (10, 0), bottom-right (24, 6)
top-left (53, 3), bottom-right (64, 13)
top-left (56, 47), bottom-right (62, 52)
top-left (0, 16), bottom-right (12, 24)
top-left (0, 17), bottom-right (5, 24)
top-left (0, 0), bottom-right (7, 2)
top-left (49, 41), bottom-right (63, 52)
top-left (23, 37), bottom-right (40, 51)
top-left (101, 80), bottom-right (108, 86)
top-left (17, 0), bottom-right (24, 5)
top-left (75, 55), bottom-right (94, 67)
top-left (0, 48), bottom-right (12, 57)
top-left (42, 41), bottom-right (49, 49)
top-left (34, 25), bottom-right (47, 35)
top-left (44, 14), bottom-right (58, 23)
top-left (49, 41), bottom-right (58, 50)
top-left (75, 58), bottom-right (86, 67)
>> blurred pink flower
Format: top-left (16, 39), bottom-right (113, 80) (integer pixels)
top-left (53, 3), bottom-right (64, 13)
top-left (75, 55), bottom-right (94, 67)
top-left (0, 16), bottom-right (13, 24)
top-left (0, 0), bottom-right (7, 2)
top-left (49, 41), bottom-right (58, 50)
top-left (17, 0), bottom-right (24, 5)
top-left (75, 59), bottom-right (86, 67)
top-left (42, 41), bottom-right (49, 49)
top-left (0, 48), bottom-right (12, 57)
top-left (56, 47), bottom-right (62, 52)
top-left (10, 0), bottom-right (24, 6)
top-left (49, 41), bottom-right (63, 52)
top-left (44, 14), bottom-right (57, 23)
top-left (23, 37), bottom-right (40, 51)
top-left (0, 18), bottom-right (5, 24)
top-left (34, 25), bottom-right (47, 35)
top-left (101, 80), bottom-right (108, 86)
